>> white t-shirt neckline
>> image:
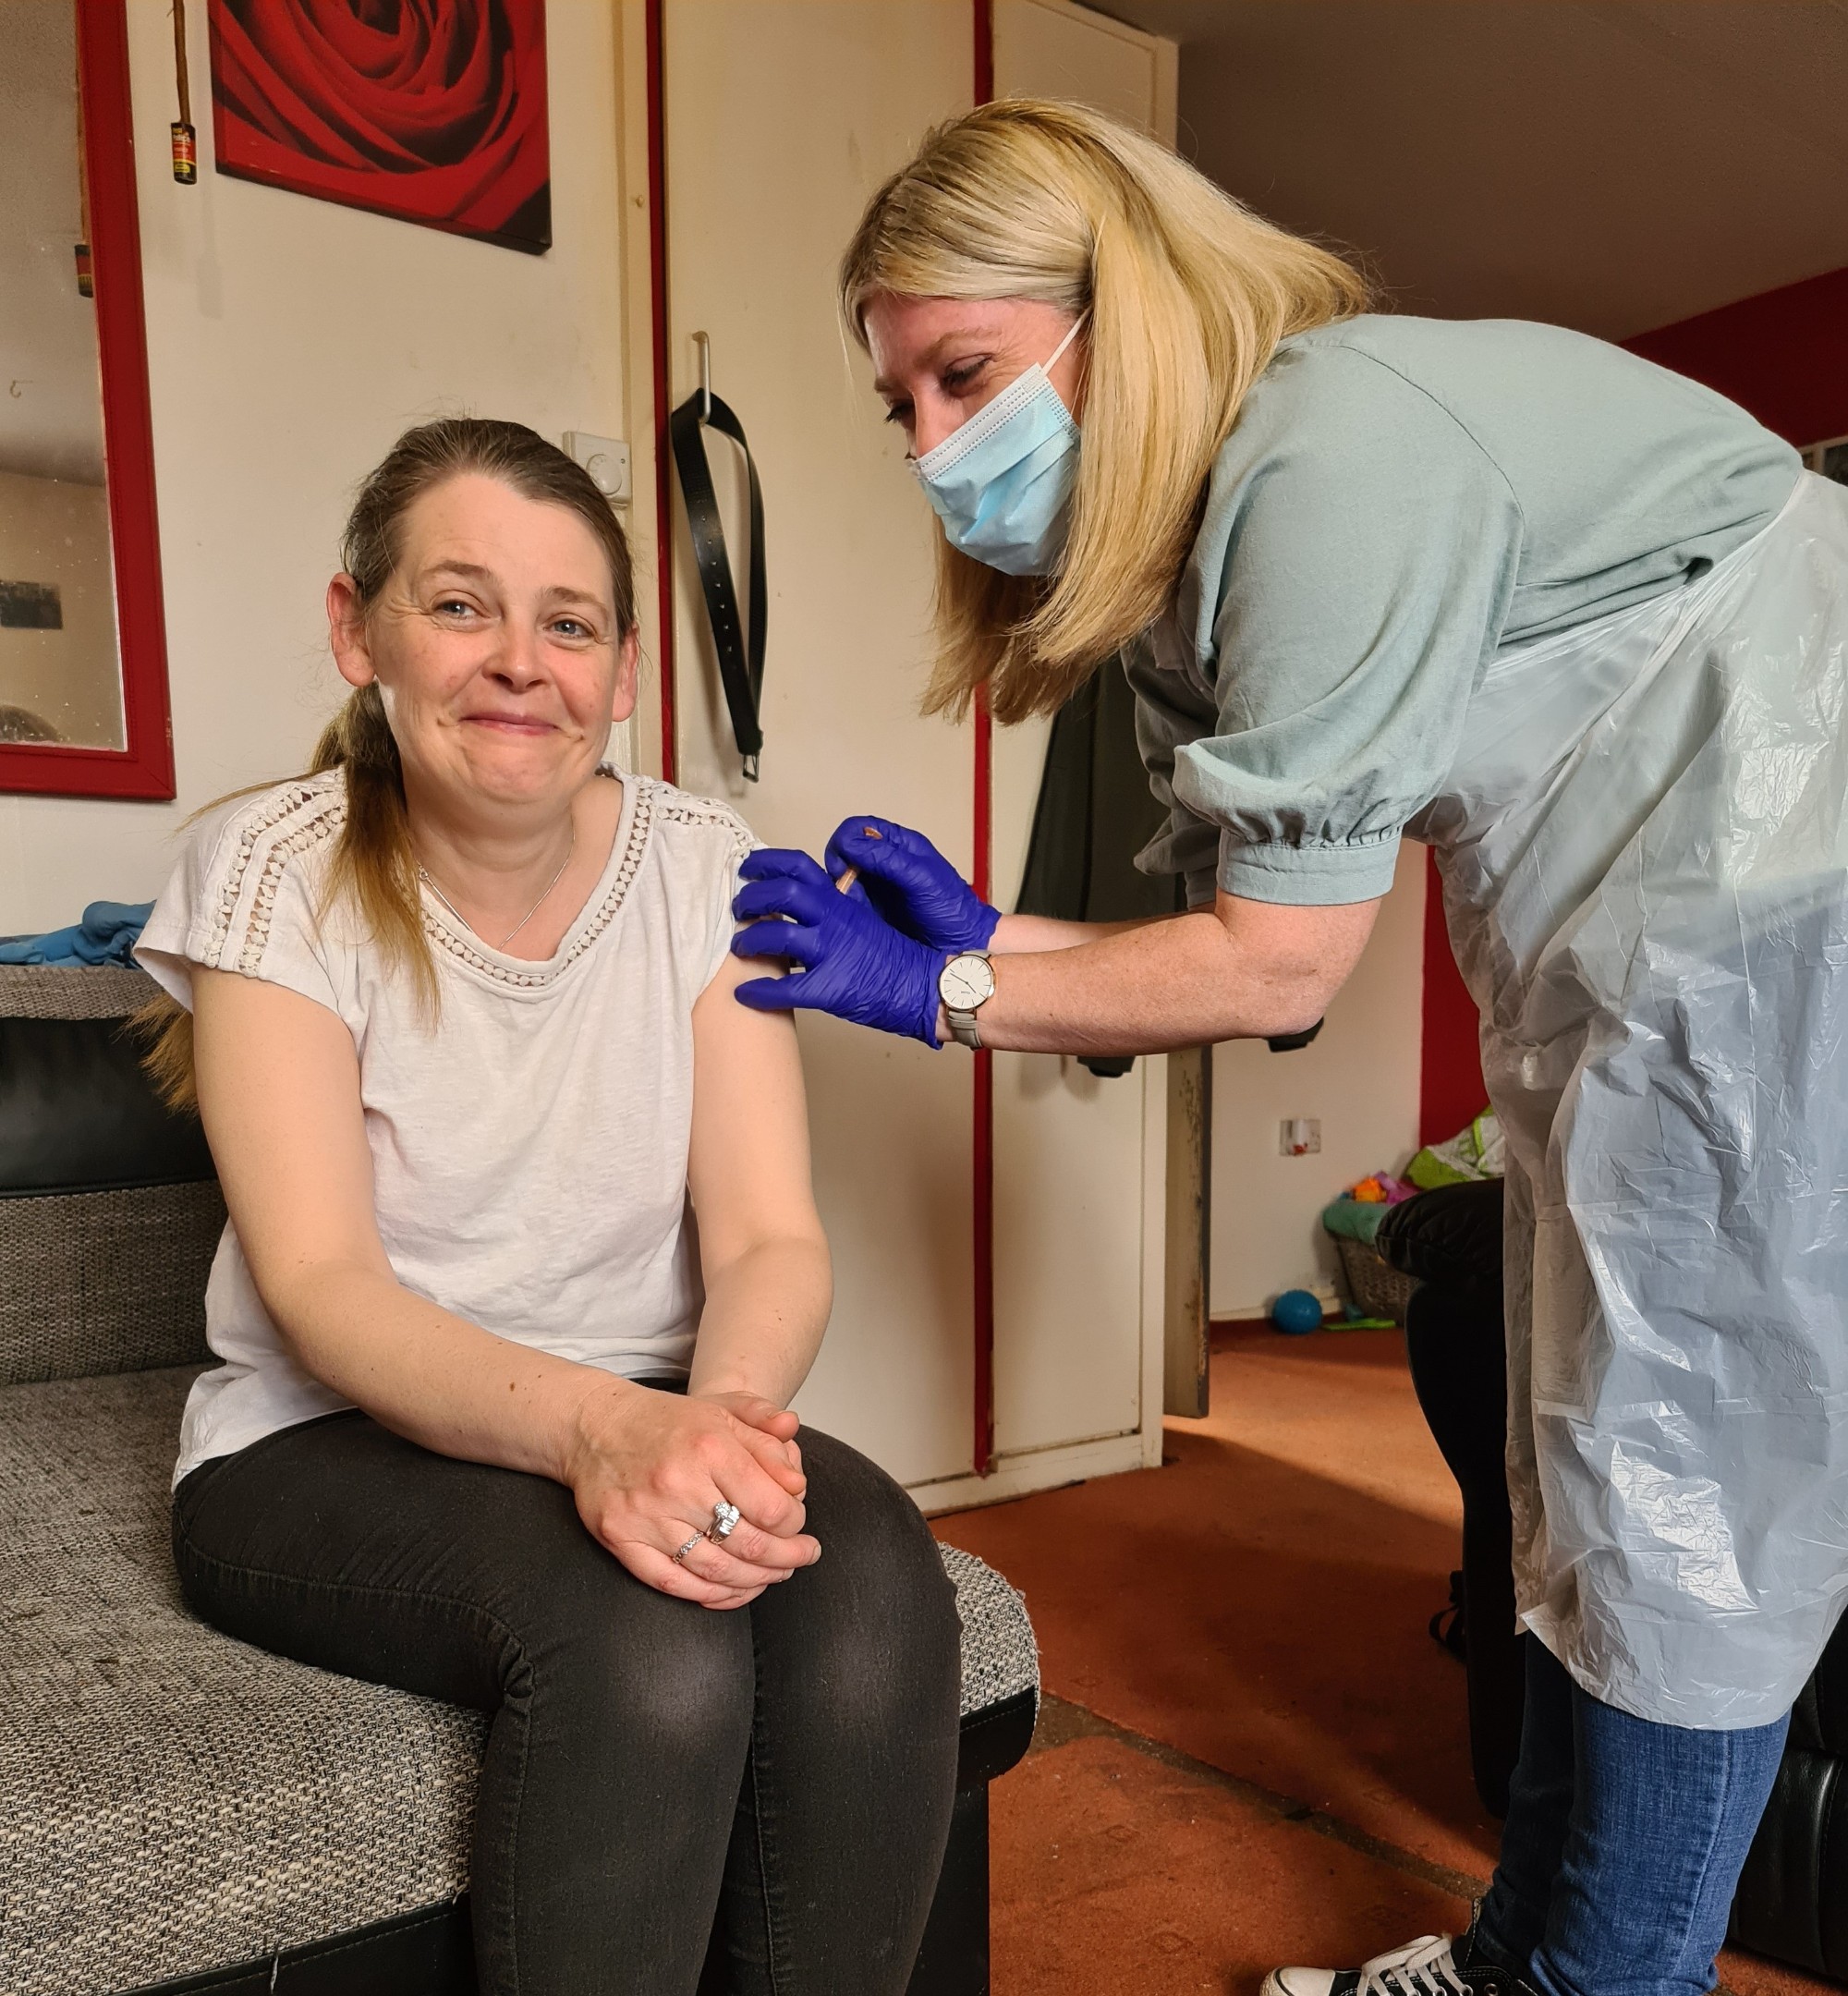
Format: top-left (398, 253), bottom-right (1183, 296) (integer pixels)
top-left (407, 767), bottom-right (672, 1003)
top-left (414, 764), bottom-right (638, 987)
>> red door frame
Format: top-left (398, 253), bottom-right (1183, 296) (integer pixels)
top-left (969, 0), bottom-right (996, 1475)
top-left (644, 0), bottom-right (1000, 1478)
top-left (644, 0), bottom-right (676, 784)
top-left (0, 0), bottom-right (176, 801)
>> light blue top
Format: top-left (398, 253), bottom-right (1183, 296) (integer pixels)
top-left (1126, 314), bottom-right (1801, 906)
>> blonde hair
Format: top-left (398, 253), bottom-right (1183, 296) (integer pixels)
top-left (140, 419), bottom-right (637, 1110)
top-left (840, 99), bottom-right (1371, 724)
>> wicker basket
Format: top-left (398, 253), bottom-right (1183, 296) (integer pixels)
top-left (1333, 1234), bottom-right (1419, 1325)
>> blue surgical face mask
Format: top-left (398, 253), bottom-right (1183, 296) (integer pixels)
top-left (910, 316), bottom-right (1086, 577)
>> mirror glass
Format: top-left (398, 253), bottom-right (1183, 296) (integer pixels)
top-left (0, 0), bottom-right (125, 752)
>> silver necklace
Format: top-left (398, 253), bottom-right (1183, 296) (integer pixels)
top-left (419, 826), bottom-right (577, 950)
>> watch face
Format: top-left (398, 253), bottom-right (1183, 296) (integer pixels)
top-left (941, 953), bottom-right (995, 1009)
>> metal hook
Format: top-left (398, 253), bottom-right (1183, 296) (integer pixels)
top-left (693, 331), bottom-right (711, 419)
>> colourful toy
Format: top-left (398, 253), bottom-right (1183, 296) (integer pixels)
top-left (1270, 1288), bottom-right (1324, 1335)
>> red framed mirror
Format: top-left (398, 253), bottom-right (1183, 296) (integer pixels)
top-left (0, 0), bottom-right (174, 799)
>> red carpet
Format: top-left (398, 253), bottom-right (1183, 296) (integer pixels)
top-left (936, 1324), bottom-right (1830, 1996)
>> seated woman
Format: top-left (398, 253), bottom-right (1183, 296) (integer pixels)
top-left (134, 419), bottom-right (961, 1996)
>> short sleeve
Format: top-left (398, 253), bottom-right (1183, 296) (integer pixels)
top-left (708, 827), bottom-right (760, 991)
top-left (134, 778), bottom-right (346, 1016)
top-left (649, 786), bottom-right (760, 994)
top-left (1161, 342), bottom-right (1526, 907)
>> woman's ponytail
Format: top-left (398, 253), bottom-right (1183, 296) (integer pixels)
top-left (310, 683), bottom-right (435, 1019)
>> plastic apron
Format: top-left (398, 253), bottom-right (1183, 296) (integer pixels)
top-left (1410, 470), bottom-right (1848, 1728)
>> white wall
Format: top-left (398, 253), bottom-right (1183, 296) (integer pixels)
top-left (1210, 840), bottom-right (1426, 1316)
top-left (0, 1), bottom-right (633, 931)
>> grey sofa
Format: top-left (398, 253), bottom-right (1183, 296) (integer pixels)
top-left (0, 965), bottom-right (1039, 1995)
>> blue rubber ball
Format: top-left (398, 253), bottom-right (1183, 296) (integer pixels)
top-left (1270, 1288), bottom-right (1324, 1335)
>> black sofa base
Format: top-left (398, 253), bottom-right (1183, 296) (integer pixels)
top-left (124, 1901), bottom-right (474, 1996)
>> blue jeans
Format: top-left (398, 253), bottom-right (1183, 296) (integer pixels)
top-left (1476, 1642), bottom-right (1790, 1996)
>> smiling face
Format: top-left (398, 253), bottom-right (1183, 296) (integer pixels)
top-left (864, 293), bottom-right (1086, 457)
top-left (327, 471), bottom-right (638, 823)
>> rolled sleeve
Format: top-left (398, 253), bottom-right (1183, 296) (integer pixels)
top-left (1217, 826), bottom-right (1404, 906)
top-left (1137, 338), bottom-right (1526, 908)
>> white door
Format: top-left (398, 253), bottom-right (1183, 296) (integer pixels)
top-left (650, 0), bottom-right (1180, 1506)
top-left (987, 1), bottom-right (1182, 1482)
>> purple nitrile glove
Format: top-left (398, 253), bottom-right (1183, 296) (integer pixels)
top-left (822, 816), bottom-right (1000, 954)
top-left (732, 848), bottom-right (943, 1045)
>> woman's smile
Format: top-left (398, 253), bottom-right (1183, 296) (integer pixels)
top-left (460, 710), bottom-right (560, 736)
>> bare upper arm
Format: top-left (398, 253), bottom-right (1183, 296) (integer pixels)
top-left (1213, 887), bottom-right (1382, 1033)
top-left (189, 968), bottom-right (389, 1298)
top-left (686, 953), bottom-right (825, 1272)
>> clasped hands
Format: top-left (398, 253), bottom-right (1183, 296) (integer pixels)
top-left (565, 1379), bottom-right (820, 1611)
top-left (729, 816), bottom-right (1001, 1042)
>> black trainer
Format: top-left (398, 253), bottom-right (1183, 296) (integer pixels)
top-left (1260, 1915), bottom-right (1537, 1996)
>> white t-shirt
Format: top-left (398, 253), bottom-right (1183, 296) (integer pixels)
top-left (136, 768), bottom-right (756, 1488)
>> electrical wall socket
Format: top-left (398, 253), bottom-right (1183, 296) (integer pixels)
top-left (1280, 1117), bottom-right (1321, 1156)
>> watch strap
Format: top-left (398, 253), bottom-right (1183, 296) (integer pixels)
top-left (945, 1006), bottom-right (983, 1051)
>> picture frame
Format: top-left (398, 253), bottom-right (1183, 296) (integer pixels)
top-left (207, 0), bottom-right (552, 255)
top-left (0, 0), bottom-right (175, 801)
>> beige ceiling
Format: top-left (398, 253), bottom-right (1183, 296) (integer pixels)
top-left (1100, 0), bottom-right (1848, 339)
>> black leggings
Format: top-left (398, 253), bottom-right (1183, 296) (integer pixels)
top-left (172, 1406), bottom-right (963, 1996)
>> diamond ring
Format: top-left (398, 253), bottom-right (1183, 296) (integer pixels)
top-left (672, 1532), bottom-right (704, 1564)
top-left (707, 1500), bottom-right (742, 1542)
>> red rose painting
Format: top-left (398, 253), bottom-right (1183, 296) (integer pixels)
top-left (207, 0), bottom-right (551, 254)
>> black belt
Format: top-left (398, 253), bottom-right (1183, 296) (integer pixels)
top-left (669, 387), bottom-right (766, 779)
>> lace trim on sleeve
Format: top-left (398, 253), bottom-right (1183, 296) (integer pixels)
top-left (204, 783), bottom-right (329, 969)
top-left (239, 810), bottom-right (344, 974)
top-left (653, 792), bottom-right (756, 867)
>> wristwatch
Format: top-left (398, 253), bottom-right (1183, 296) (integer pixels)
top-left (939, 952), bottom-right (996, 1050)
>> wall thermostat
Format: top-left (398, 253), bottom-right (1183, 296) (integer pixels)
top-left (564, 432), bottom-right (631, 505)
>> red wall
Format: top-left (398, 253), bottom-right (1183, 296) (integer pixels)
top-left (1416, 265), bottom-right (1848, 1145)
top-left (1623, 264), bottom-right (1848, 448)
top-left (1419, 849), bottom-right (1486, 1145)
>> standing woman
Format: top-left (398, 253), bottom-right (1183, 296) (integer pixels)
top-left (731, 101), bottom-right (1848, 1996)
